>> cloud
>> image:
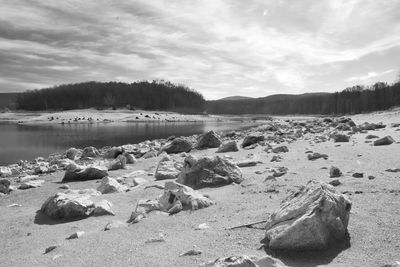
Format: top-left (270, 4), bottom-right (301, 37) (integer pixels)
top-left (345, 69), bottom-right (397, 83)
top-left (0, 0), bottom-right (399, 99)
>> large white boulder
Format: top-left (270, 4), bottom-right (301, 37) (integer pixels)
top-left (262, 181), bottom-right (351, 251)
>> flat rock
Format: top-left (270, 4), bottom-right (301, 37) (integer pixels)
top-left (97, 177), bottom-right (128, 194)
top-left (200, 255), bottom-right (287, 267)
top-left (373, 136), bottom-right (395, 146)
top-left (155, 158), bottom-right (182, 180)
top-left (216, 141), bottom-right (239, 153)
top-left (18, 179), bottom-right (45, 189)
top-left (62, 163), bottom-right (108, 182)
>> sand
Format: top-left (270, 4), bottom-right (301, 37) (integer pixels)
top-left (0, 109), bottom-right (400, 266)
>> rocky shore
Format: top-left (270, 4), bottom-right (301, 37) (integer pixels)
top-left (0, 112), bottom-right (400, 266)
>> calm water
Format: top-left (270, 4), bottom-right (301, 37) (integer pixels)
top-left (0, 121), bottom-right (258, 165)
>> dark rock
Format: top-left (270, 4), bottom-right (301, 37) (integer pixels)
top-left (195, 131), bottom-right (222, 149)
top-left (161, 137), bottom-right (192, 154)
top-left (330, 166), bottom-right (342, 178)
top-left (241, 134), bottom-right (264, 148)
top-left (62, 163), bottom-right (108, 182)
top-left (373, 136), bottom-right (395, 146)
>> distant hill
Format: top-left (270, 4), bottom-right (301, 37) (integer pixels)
top-left (206, 83), bottom-right (400, 115)
top-left (218, 96), bottom-right (254, 101)
top-left (0, 93), bottom-right (19, 109)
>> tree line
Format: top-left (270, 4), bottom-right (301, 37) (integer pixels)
top-left (206, 80), bottom-right (400, 115)
top-left (16, 80), bottom-right (205, 112)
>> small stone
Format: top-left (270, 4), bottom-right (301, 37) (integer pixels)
top-left (329, 166), bottom-right (342, 178)
top-left (368, 175), bottom-right (375, 180)
top-left (66, 231), bottom-right (85, 240)
top-left (44, 245), bottom-right (58, 254)
top-left (329, 179), bottom-right (341, 186)
top-left (352, 172), bottom-right (364, 178)
top-left (145, 233), bottom-right (166, 243)
top-left (179, 248), bottom-right (202, 256)
top-left (195, 223), bottom-right (210, 230)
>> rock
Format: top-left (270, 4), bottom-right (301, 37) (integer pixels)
top-left (332, 134), bottom-right (350, 143)
top-left (0, 179), bottom-right (11, 194)
top-left (65, 147), bottom-right (79, 160)
top-left (130, 181), bottom-right (214, 220)
top-left (177, 155), bottom-right (243, 189)
top-left (0, 167), bottom-right (12, 177)
top-left (44, 245), bottom-right (58, 254)
top-left (107, 155), bottom-right (127, 170)
top-left (92, 200), bottom-right (115, 216)
top-left (237, 160), bottom-right (258, 167)
top-left (262, 181), bottom-right (351, 251)
top-left (81, 146), bottom-right (99, 158)
top-left (155, 158), bottom-right (181, 180)
top-left (122, 152), bottom-right (136, 164)
top-left (62, 164), bottom-right (108, 182)
top-left (103, 146), bottom-right (124, 159)
top-left (97, 177), bottom-right (128, 194)
top-left (386, 168), bottom-right (400, 173)
top-left (272, 146), bottom-right (289, 153)
top-left (329, 179), bottom-right (341, 186)
top-left (179, 248), bottom-right (202, 256)
top-left (200, 255), bottom-right (287, 267)
top-left (270, 155), bottom-right (282, 162)
top-left (161, 137), bottom-right (192, 154)
top-left (41, 191), bottom-right (114, 219)
top-left (307, 153), bottom-right (328, 161)
top-left (373, 136), bottom-right (395, 146)
top-left (142, 151), bottom-right (157, 159)
top-left (242, 134), bottom-right (264, 148)
top-left (329, 166), bottom-right (342, 178)
top-left (196, 130), bottom-right (222, 149)
top-left (195, 223), bottom-right (210, 230)
top-left (104, 220), bottom-right (127, 231)
top-left (359, 122), bottom-right (386, 131)
top-left (132, 177), bottom-right (148, 186)
top-left (66, 231), bottom-right (85, 240)
top-left (59, 184), bottom-right (70, 189)
top-left (216, 141), bottom-right (239, 153)
top-left (366, 135), bottom-right (379, 139)
top-left (18, 179), bottom-right (45, 189)
top-left (34, 163), bottom-right (50, 174)
top-left (368, 175), bottom-right (375, 180)
top-left (352, 172), bottom-right (364, 178)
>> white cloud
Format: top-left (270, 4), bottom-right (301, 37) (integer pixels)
top-left (345, 69), bottom-right (396, 83)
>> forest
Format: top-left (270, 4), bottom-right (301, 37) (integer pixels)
top-left (15, 80), bottom-right (205, 112)
top-left (206, 80), bottom-right (400, 115)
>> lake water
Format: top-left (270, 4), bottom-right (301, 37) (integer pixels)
top-left (0, 121), bottom-right (259, 165)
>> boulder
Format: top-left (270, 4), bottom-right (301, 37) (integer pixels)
top-left (373, 136), bottom-right (395, 146)
top-left (41, 191), bottom-right (114, 219)
top-left (122, 152), bottom-right (136, 164)
top-left (196, 130), bottom-right (222, 149)
top-left (129, 181), bottom-right (214, 222)
top-left (62, 163), bottom-right (108, 182)
top-left (262, 181), bottom-right (351, 251)
top-left (81, 146), bottom-right (99, 158)
top-left (177, 155), bottom-right (243, 189)
top-left (359, 122), bottom-right (386, 131)
top-left (65, 147), bottom-right (79, 160)
top-left (155, 158), bottom-right (182, 180)
top-left (242, 134), bottom-right (264, 148)
top-left (365, 134), bottom-right (379, 139)
top-left (200, 255), bottom-right (287, 267)
top-left (0, 179), bottom-right (11, 194)
top-left (103, 146), bottom-right (124, 159)
top-left (160, 137), bottom-right (192, 154)
top-left (97, 177), bottom-right (128, 194)
top-left (272, 146), bottom-right (289, 153)
top-left (329, 166), bottom-right (342, 178)
top-left (216, 141), bottom-right (239, 153)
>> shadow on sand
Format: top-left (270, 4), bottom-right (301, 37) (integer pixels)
top-left (34, 210), bottom-right (86, 225)
top-left (264, 233), bottom-right (351, 267)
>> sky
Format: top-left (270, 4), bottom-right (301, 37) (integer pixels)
top-left (0, 0), bottom-right (399, 100)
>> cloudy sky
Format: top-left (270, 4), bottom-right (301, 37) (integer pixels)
top-left (0, 0), bottom-right (399, 99)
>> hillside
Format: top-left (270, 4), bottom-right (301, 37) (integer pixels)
top-left (206, 82), bottom-right (400, 115)
top-left (0, 93), bottom-right (19, 109)
top-left (16, 81), bottom-right (205, 112)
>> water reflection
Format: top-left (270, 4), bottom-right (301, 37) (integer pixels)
top-left (0, 121), bottom-right (257, 165)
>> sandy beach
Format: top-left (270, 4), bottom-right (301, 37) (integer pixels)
top-left (0, 109), bottom-right (399, 267)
